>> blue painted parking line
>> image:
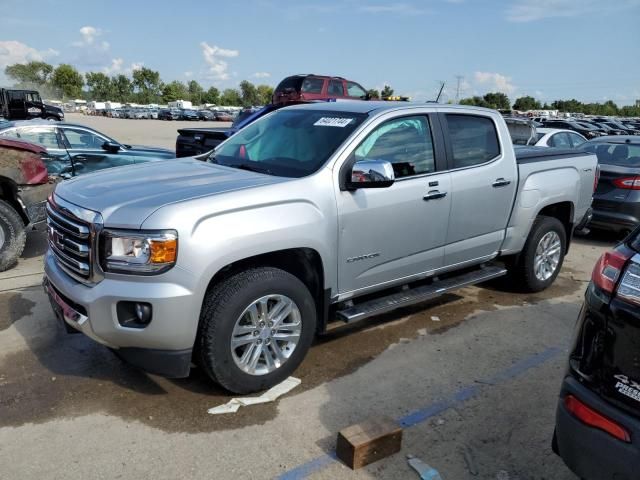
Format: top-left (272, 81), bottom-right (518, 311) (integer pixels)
top-left (275, 346), bottom-right (562, 479)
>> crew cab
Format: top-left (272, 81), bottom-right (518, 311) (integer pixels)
top-left (0, 89), bottom-right (64, 122)
top-left (43, 102), bottom-right (597, 393)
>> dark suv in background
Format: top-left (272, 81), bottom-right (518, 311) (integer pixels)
top-left (272, 74), bottom-right (368, 104)
top-left (543, 119), bottom-right (604, 139)
top-left (554, 229), bottom-right (640, 479)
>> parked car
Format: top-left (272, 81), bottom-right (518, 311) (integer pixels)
top-left (180, 109), bottom-right (199, 121)
top-left (0, 120), bottom-right (175, 177)
top-left (543, 119), bottom-right (604, 139)
top-left (272, 74), bottom-right (368, 105)
top-left (131, 109), bottom-right (148, 120)
top-left (534, 128), bottom-right (587, 148)
top-left (160, 109), bottom-right (183, 120)
top-left (587, 121), bottom-right (627, 136)
top-left (582, 136), bottom-right (640, 234)
top-left (553, 229), bottom-right (640, 479)
top-left (197, 110), bottom-right (215, 121)
top-left (592, 118), bottom-right (640, 135)
top-left (0, 88), bottom-right (64, 121)
top-left (0, 137), bottom-right (57, 270)
top-left (44, 102), bottom-right (596, 393)
top-left (148, 109), bottom-right (159, 120)
top-left (214, 111), bottom-right (233, 122)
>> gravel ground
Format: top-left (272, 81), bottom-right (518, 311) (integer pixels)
top-left (0, 116), bottom-right (620, 479)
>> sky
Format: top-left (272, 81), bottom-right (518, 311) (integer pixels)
top-left (0, 0), bottom-right (639, 105)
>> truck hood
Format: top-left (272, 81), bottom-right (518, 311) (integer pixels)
top-left (54, 158), bottom-right (287, 228)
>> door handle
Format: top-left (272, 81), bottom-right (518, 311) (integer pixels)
top-left (423, 190), bottom-right (447, 201)
top-left (492, 178), bottom-right (511, 188)
top-left (74, 155), bottom-right (87, 161)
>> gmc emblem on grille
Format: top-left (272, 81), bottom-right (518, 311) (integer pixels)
top-left (48, 226), bottom-right (65, 251)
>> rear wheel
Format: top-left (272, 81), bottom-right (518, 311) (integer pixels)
top-left (0, 200), bottom-right (26, 272)
top-left (509, 215), bottom-right (566, 292)
top-left (197, 267), bottom-right (316, 394)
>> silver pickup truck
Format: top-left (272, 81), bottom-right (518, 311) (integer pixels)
top-left (43, 102), bottom-right (597, 393)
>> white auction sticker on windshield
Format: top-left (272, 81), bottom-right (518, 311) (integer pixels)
top-left (314, 117), bottom-right (353, 127)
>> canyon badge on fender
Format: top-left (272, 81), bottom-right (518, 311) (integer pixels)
top-left (347, 252), bottom-right (381, 263)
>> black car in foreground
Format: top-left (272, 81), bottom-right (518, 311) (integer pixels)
top-left (582, 136), bottom-right (640, 234)
top-left (554, 231), bottom-right (640, 479)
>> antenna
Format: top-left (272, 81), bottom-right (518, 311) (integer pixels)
top-left (435, 82), bottom-right (445, 103)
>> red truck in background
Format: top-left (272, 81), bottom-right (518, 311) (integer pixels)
top-left (0, 138), bottom-right (58, 270)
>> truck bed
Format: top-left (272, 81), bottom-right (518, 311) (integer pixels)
top-left (514, 146), bottom-right (593, 163)
top-left (175, 127), bottom-right (231, 157)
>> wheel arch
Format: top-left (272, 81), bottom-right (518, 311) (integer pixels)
top-left (0, 176), bottom-right (28, 224)
top-left (537, 201), bottom-right (574, 253)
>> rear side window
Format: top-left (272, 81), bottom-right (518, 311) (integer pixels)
top-left (301, 77), bottom-right (324, 94)
top-left (549, 132), bottom-right (571, 148)
top-left (445, 114), bottom-right (500, 168)
top-left (15, 126), bottom-right (60, 149)
top-left (568, 133), bottom-right (586, 148)
top-left (275, 76), bottom-right (303, 92)
top-left (354, 116), bottom-right (435, 178)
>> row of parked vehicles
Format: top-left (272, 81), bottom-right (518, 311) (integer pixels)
top-left (103, 107), bottom-right (235, 122)
top-left (533, 116), bottom-right (640, 139)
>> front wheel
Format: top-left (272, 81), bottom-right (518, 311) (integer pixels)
top-left (197, 267), bottom-right (316, 394)
top-left (0, 200), bottom-right (26, 272)
top-left (508, 215), bottom-right (566, 292)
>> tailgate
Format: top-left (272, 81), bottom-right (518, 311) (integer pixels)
top-left (175, 128), bottom-right (230, 158)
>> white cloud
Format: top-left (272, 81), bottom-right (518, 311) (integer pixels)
top-left (78, 26), bottom-right (101, 45)
top-left (506, 0), bottom-right (640, 22)
top-left (474, 71), bottom-right (516, 95)
top-left (184, 71), bottom-right (193, 78)
top-left (0, 40), bottom-right (58, 70)
top-left (200, 41), bottom-right (239, 81)
top-left (252, 72), bottom-right (271, 79)
top-left (103, 57), bottom-right (123, 74)
top-left (129, 62), bottom-right (143, 72)
top-left (360, 3), bottom-right (431, 15)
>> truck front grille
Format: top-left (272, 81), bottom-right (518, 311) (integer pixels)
top-left (46, 200), bottom-right (94, 281)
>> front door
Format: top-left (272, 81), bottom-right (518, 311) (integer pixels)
top-left (8, 91), bottom-right (26, 120)
top-left (440, 113), bottom-right (518, 267)
top-left (59, 127), bottom-right (130, 176)
top-left (336, 114), bottom-right (451, 296)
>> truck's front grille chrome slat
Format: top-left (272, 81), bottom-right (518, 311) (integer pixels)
top-left (46, 196), bottom-right (100, 283)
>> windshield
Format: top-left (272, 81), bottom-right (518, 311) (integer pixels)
top-left (211, 109), bottom-right (366, 178)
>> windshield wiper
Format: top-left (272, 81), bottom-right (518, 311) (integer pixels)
top-left (232, 163), bottom-right (272, 175)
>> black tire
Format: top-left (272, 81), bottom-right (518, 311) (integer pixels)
top-left (197, 267), bottom-right (316, 394)
top-left (509, 215), bottom-right (566, 293)
top-left (45, 116), bottom-right (58, 122)
top-left (0, 200), bottom-right (26, 272)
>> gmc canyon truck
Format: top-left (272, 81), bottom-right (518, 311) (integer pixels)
top-left (43, 102), bottom-right (597, 393)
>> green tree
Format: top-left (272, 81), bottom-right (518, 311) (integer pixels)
top-left (85, 72), bottom-right (114, 100)
top-left (112, 74), bottom-right (133, 102)
top-left (459, 96), bottom-right (490, 108)
top-left (132, 67), bottom-right (162, 104)
top-left (367, 89), bottom-right (380, 99)
top-left (512, 95), bottom-right (542, 111)
top-left (202, 86), bottom-right (220, 105)
top-left (51, 64), bottom-right (84, 99)
top-left (161, 80), bottom-right (188, 103)
top-left (483, 92), bottom-right (511, 110)
top-left (256, 84), bottom-right (274, 105)
top-left (219, 88), bottom-right (242, 106)
top-left (187, 80), bottom-right (204, 105)
top-left (5, 61), bottom-right (54, 86)
top-left (239, 80), bottom-right (259, 107)
top-left (381, 84), bottom-right (394, 98)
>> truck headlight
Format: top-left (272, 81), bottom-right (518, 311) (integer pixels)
top-left (101, 230), bottom-right (178, 274)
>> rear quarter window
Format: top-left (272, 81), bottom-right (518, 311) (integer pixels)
top-left (445, 114), bottom-right (501, 168)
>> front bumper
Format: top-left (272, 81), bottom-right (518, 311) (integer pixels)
top-left (554, 376), bottom-right (640, 480)
top-left (43, 251), bottom-right (200, 377)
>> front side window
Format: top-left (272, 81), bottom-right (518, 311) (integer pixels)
top-left (62, 128), bottom-right (108, 149)
top-left (346, 82), bottom-right (367, 98)
top-left (14, 126), bottom-right (60, 149)
top-left (445, 114), bottom-right (500, 168)
top-left (212, 109), bottom-right (366, 178)
top-left (301, 77), bottom-right (324, 94)
top-left (328, 80), bottom-right (344, 96)
top-left (354, 116), bottom-right (435, 178)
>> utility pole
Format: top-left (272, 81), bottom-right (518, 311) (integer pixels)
top-left (455, 75), bottom-right (464, 103)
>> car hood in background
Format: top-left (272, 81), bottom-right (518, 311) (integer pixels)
top-left (54, 158), bottom-right (287, 228)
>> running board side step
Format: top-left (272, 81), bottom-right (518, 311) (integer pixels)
top-left (335, 265), bottom-right (507, 324)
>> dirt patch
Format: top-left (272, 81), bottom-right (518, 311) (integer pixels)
top-left (0, 292), bottom-right (35, 331)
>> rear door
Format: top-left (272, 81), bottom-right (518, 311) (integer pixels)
top-left (440, 112), bottom-right (518, 267)
top-left (11, 125), bottom-right (72, 176)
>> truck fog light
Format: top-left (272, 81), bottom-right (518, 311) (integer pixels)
top-left (117, 301), bottom-right (152, 328)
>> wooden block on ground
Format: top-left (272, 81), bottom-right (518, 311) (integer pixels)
top-left (335, 416), bottom-right (403, 469)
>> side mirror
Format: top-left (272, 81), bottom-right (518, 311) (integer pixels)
top-left (102, 141), bottom-right (121, 153)
top-left (347, 159), bottom-right (395, 190)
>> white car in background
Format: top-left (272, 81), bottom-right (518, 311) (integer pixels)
top-left (534, 128), bottom-right (587, 148)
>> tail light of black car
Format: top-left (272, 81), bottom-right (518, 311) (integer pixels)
top-left (591, 246), bottom-right (635, 295)
top-left (612, 177), bottom-right (640, 190)
top-left (564, 394), bottom-right (631, 442)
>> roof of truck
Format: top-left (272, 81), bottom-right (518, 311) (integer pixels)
top-left (284, 100), bottom-right (497, 115)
